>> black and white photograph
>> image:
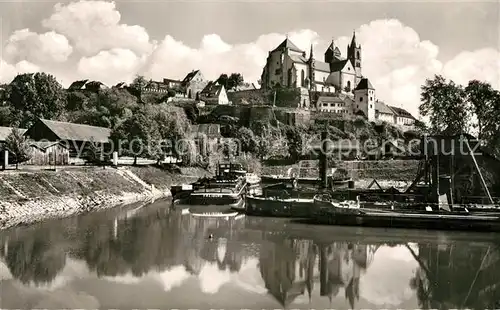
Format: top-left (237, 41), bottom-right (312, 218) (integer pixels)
top-left (0, 0), bottom-right (499, 309)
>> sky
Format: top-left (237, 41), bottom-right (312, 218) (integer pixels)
top-left (0, 0), bottom-right (499, 117)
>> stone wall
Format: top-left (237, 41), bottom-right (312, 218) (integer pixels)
top-left (0, 166), bottom-right (209, 230)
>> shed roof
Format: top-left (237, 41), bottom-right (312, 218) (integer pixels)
top-left (0, 127), bottom-right (27, 141)
top-left (33, 119), bottom-right (111, 143)
top-left (29, 141), bottom-right (67, 151)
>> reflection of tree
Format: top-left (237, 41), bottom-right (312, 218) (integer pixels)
top-left (4, 232), bottom-right (66, 285)
top-left (409, 243), bottom-right (500, 310)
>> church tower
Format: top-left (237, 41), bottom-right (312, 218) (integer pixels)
top-left (347, 32), bottom-right (362, 84)
top-left (325, 40), bottom-right (342, 63)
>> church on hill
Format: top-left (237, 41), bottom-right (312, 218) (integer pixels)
top-left (260, 32), bottom-right (362, 93)
top-left (260, 32), bottom-right (417, 128)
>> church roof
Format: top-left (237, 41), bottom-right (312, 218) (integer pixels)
top-left (329, 59), bottom-right (349, 72)
top-left (274, 38), bottom-right (304, 53)
top-left (290, 54), bottom-right (308, 64)
top-left (313, 60), bottom-right (331, 72)
top-left (354, 78), bottom-right (375, 90)
top-left (375, 100), bottom-right (394, 115)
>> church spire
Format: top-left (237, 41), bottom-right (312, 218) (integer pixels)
top-left (350, 30), bottom-right (358, 48)
top-left (309, 44), bottom-right (314, 60)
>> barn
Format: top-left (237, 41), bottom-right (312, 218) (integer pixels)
top-left (25, 141), bottom-right (69, 166)
top-left (24, 119), bottom-right (111, 161)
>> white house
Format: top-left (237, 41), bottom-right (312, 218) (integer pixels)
top-left (199, 81), bottom-right (230, 105)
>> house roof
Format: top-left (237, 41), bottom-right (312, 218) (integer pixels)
top-left (329, 59), bottom-right (349, 73)
top-left (182, 70), bottom-right (200, 84)
top-left (388, 105), bottom-right (415, 119)
top-left (34, 119), bottom-right (111, 143)
top-left (163, 78), bottom-right (181, 84)
top-left (354, 78), bottom-right (375, 90)
top-left (68, 79), bottom-right (89, 90)
top-left (273, 38), bottom-right (304, 53)
top-left (233, 83), bottom-right (257, 91)
top-left (200, 81), bottom-right (224, 97)
top-left (317, 95), bottom-right (347, 105)
top-left (0, 127), bottom-right (27, 142)
top-left (375, 100), bottom-right (394, 115)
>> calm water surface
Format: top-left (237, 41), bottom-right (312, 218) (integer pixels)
top-left (1, 199), bottom-right (499, 309)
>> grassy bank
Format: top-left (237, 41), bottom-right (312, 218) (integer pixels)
top-left (0, 165), bottom-right (210, 230)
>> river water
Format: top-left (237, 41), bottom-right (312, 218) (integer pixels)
top-left (0, 198), bottom-right (499, 309)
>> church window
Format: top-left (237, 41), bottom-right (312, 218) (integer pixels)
top-left (301, 70), bottom-right (305, 87)
top-left (360, 97), bottom-right (363, 102)
top-left (370, 96), bottom-right (373, 101)
top-left (347, 81), bottom-right (351, 89)
top-left (357, 51), bottom-right (360, 59)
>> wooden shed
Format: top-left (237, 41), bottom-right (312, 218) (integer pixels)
top-left (24, 118), bottom-right (111, 159)
top-left (25, 141), bottom-right (69, 165)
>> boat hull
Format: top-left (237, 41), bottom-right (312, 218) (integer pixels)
top-left (313, 197), bottom-right (363, 215)
top-left (310, 209), bottom-right (500, 232)
top-left (246, 196), bottom-right (315, 217)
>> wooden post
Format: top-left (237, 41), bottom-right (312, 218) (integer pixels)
top-left (3, 150), bottom-right (8, 170)
top-left (113, 151), bottom-right (118, 166)
top-left (464, 138), bottom-right (494, 204)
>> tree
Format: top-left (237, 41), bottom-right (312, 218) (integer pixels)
top-left (236, 127), bottom-right (258, 154)
top-left (216, 73), bottom-right (244, 91)
top-left (130, 75), bottom-right (148, 95)
top-left (419, 75), bottom-right (468, 135)
top-left (4, 128), bottom-right (31, 169)
top-left (464, 80), bottom-right (499, 139)
top-left (111, 106), bottom-right (161, 165)
top-left (285, 126), bottom-right (304, 162)
top-left (8, 73), bottom-right (65, 127)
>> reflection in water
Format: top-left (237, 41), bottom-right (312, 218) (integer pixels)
top-left (0, 200), bottom-right (500, 309)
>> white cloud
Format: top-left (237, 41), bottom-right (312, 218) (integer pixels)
top-left (4, 29), bottom-right (73, 64)
top-left (0, 0), bottom-right (498, 119)
top-left (77, 48), bottom-right (146, 85)
top-left (443, 48), bottom-right (500, 89)
top-left (42, 0), bottom-right (152, 56)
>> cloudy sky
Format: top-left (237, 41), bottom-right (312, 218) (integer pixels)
top-left (0, 0), bottom-right (499, 117)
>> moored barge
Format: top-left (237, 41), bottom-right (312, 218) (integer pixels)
top-left (173, 163), bottom-right (248, 215)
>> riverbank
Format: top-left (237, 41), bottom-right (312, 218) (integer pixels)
top-left (0, 165), bottom-right (210, 230)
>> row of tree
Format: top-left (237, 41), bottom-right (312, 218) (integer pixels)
top-left (420, 75), bottom-right (500, 156)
